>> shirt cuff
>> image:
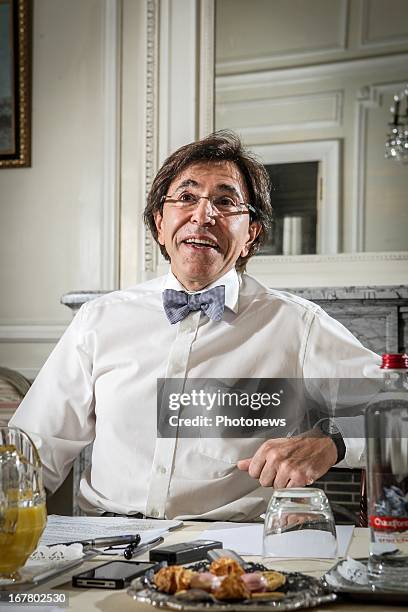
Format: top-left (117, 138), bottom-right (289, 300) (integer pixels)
top-left (333, 436), bottom-right (365, 468)
top-left (331, 415), bottom-right (365, 468)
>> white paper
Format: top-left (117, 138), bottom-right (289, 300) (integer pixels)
top-left (263, 529), bottom-right (338, 558)
top-left (201, 522), bottom-right (354, 558)
top-left (39, 515), bottom-right (182, 547)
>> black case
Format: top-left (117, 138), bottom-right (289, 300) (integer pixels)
top-left (72, 560), bottom-right (158, 589)
top-left (149, 539), bottom-right (222, 564)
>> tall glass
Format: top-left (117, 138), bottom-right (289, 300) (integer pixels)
top-left (0, 427), bottom-right (47, 582)
top-left (263, 488), bottom-right (337, 558)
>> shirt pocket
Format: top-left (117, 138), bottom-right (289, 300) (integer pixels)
top-left (197, 437), bottom-right (263, 466)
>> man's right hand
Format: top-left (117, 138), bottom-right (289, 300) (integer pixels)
top-left (237, 434), bottom-right (338, 488)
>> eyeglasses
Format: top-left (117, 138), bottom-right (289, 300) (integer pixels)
top-left (162, 191), bottom-right (257, 218)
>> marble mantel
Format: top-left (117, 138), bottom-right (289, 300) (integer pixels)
top-left (62, 285), bottom-right (408, 309)
top-left (62, 284), bottom-right (408, 355)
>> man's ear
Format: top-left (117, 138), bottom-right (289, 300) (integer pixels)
top-left (154, 210), bottom-right (165, 245)
top-left (240, 221), bottom-right (262, 257)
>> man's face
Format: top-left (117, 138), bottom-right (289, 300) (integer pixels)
top-left (154, 161), bottom-right (261, 291)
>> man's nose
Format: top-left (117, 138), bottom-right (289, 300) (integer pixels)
top-left (190, 197), bottom-right (216, 225)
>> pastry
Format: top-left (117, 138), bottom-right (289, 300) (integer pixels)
top-left (209, 557), bottom-right (244, 576)
top-left (153, 565), bottom-right (195, 594)
top-left (212, 573), bottom-right (250, 601)
top-left (261, 570), bottom-right (286, 591)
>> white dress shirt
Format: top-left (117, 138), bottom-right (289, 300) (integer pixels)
top-left (10, 269), bottom-right (379, 520)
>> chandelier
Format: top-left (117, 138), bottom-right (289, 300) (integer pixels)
top-left (385, 85), bottom-right (408, 163)
top-left (385, 86), bottom-right (408, 163)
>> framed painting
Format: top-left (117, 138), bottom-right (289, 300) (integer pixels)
top-left (0, 0), bottom-right (31, 168)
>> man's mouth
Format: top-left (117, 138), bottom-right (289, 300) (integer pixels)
top-left (182, 238), bottom-right (220, 251)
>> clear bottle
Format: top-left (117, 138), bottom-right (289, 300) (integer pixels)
top-left (365, 353), bottom-right (408, 590)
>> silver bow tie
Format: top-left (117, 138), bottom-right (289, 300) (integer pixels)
top-left (162, 286), bottom-right (225, 324)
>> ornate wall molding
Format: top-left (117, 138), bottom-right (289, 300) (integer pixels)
top-left (247, 251), bottom-right (408, 288)
top-left (216, 0), bottom-right (349, 75)
top-left (251, 251), bottom-right (408, 266)
top-left (100, 0), bottom-right (121, 289)
top-left (359, 0), bottom-right (408, 49)
top-left (0, 324), bottom-right (67, 342)
top-left (198, 0), bottom-right (215, 137)
top-left (143, 0), bottom-right (159, 275)
top-left (216, 53), bottom-right (408, 92)
top-left (217, 91), bottom-right (343, 141)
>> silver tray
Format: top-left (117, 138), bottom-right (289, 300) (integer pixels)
top-left (322, 558), bottom-right (408, 605)
top-left (127, 563), bottom-right (337, 611)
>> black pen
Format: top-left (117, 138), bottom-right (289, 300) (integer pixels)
top-left (52, 533), bottom-right (141, 551)
top-left (124, 536), bottom-right (164, 560)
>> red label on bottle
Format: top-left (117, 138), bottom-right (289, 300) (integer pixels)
top-left (370, 515), bottom-right (408, 531)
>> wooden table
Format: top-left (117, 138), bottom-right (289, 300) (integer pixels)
top-left (24, 524), bottom-right (407, 612)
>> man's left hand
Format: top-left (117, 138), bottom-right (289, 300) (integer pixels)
top-left (236, 434), bottom-right (338, 488)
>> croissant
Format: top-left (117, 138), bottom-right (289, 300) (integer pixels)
top-left (154, 565), bottom-right (195, 594)
top-left (209, 557), bottom-right (244, 577)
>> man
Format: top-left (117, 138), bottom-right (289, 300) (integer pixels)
top-left (10, 131), bottom-right (378, 520)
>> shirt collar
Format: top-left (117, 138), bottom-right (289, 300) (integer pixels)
top-left (164, 268), bottom-right (240, 314)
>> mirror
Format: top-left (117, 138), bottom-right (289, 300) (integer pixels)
top-left (214, 0), bottom-right (408, 256)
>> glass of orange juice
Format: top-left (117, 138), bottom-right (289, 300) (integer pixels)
top-left (0, 427), bottom-right (47, 582)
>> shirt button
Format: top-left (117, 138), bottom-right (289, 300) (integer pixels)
top-left (150, 508), bottom-right (159, 518)
top-left (157, 465), bottom-right (167, 474)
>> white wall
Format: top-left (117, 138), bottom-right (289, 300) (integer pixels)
top-left (0, 0), bottom-right (108, 377)
top-left (215, 0), bottom-right (408, 254)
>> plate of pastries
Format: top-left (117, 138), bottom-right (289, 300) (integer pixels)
top-left (127, 556), bottom-right (337, 610)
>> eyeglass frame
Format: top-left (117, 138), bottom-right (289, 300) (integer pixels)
top-left (161, 192), bottom-right (258, 219)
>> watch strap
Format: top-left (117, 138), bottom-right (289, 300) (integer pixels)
top-left (331, 433), bottom-right (346, 464)
top-left (314, 419), bottom-right (346, 464)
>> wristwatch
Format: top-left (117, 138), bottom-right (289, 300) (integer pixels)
top-left (314, 418), bottom-right (346, 464)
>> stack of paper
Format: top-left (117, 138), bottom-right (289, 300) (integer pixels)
top-left (39, 514), bottom-right (182, 551)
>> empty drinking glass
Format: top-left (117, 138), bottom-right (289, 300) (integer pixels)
top-left (263, 488), bottom-right (337, 558)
